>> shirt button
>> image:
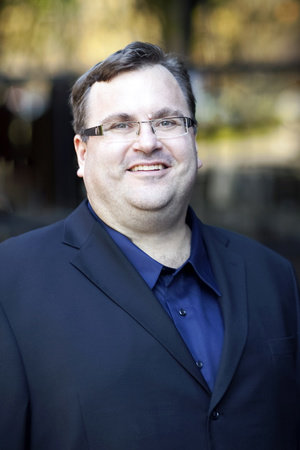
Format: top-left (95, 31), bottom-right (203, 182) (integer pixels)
top-left (211, 410), bottom-right (220, 420)
top-left (178, 308), bottom-right (187, 316)
top-left (196, 360), bottom-right (204, 369)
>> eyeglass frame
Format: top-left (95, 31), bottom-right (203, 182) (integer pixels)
top-left (81, 116), bottom-right (197, 140)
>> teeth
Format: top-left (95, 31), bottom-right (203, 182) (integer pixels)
top-left (130, 164), bottom-right (165, 172)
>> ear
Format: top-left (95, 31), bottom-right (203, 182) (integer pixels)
top-left (74, 134), bottom-right (87, 178)
top-left (197, 155), bottom-right (203, 170)
top-left (195, 142), bottom-right (203, 169)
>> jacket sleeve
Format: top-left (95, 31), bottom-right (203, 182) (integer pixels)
top-left (0, 303), bottom-right (30, 449)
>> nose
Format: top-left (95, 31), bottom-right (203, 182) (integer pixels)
top-left (132, 121), bottom-right (163, 153)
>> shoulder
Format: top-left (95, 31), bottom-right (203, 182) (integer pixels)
top-left (0, 221), bottom-right (69, 292)
top-left (190, 207), bottom-right (290, 267)
top-left (202, 222), bottom-right (292, 269)
top-left (0, 220), bottom-right (65, 258)
top-left (201, 223), bottom-right (300, 304)
top-left (0, 201), bottom-right (93, 259)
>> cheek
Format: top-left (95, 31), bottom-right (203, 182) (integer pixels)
top-left (84, 145), bottom-right (106, 171)
top-left (88, 142), bottom-right (127, 167)
top-left (176, 142), bottom-right (199, 167)
top-left (83, 147), bottom-right (122, 183)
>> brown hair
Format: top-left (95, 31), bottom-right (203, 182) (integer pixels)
top-left (70, 41), bottom-right (196, 137)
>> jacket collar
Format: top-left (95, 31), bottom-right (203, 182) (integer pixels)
top-left (64, 201), bottom-right (211, 393)
top-left (63, 201), bottom-right (248, 406)
top-left (88, 202), bottom-right (220, 296)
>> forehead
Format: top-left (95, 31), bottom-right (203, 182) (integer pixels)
top-left (86, 65), bottom-right (189, 122)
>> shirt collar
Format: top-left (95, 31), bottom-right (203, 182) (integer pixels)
top-left (87, 202), bottom-right (220, 296)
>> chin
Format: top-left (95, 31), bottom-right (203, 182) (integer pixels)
top-left (128, 197), bottom-right (171, 212)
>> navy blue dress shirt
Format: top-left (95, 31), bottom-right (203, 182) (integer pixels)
top-left (87, 203), bottom-right (224, 390)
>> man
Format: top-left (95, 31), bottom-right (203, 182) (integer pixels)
top-left (0, 42), bottom-right (299, 450)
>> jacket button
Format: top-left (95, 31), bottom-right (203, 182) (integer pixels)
top-left (211, 410), bottom-right (220, 420)
top-left (179, 308), bottom-right (187, 316)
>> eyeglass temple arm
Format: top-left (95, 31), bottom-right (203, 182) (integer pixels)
top-left (186, 118), bottom-right (197, 128)
top-left (82, 125), bottom-right (104, 137)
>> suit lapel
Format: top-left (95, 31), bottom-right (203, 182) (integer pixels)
top-left (64, 202), bottom-right (210, 393)
top-left (202, 225), bottom-right (248, 411)
top-left (65, 203), bottom-right (249, 402)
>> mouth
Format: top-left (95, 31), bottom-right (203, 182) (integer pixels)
top-left (128, 163), bottom-right (168, 172)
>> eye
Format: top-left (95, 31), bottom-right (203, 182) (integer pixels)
top-left (107, 122), bottom-right (128, 130)
top-left (104, 121), bottom-right (135, 132)
top-left (156, 118), bottom-right (179, 128)
top-left (114, 122), bottom-right (131, 129)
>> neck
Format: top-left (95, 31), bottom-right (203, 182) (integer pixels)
top-left (91, 200), bottom-right (191, 268)
top-left (130, 222), bottom-right (192, 268)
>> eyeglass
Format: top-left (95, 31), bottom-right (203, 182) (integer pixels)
top-left (82, 116), bottom-right (196, 141)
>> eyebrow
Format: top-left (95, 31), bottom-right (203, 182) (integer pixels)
top-left (150, 108), bottom-right (186, 119)
top-left (99, 108), bottom-right (187, 125)
top-left (101, 113), bottom-right (135, 124)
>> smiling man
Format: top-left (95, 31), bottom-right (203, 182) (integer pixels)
top-left (0, 42), bottom-right (299, 450)
top-left (74, 63), bottom-right (201, 267)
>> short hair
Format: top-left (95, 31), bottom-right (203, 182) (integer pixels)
top-left (70, 41), bottom-right (196, 138)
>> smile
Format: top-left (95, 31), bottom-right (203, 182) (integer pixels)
top-left (129, 164), bottom-right (167, 172)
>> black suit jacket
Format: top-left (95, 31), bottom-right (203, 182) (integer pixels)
top-left (0, 201), bottom-right (299, 450)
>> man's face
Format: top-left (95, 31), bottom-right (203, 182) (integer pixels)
top-left (74, 64), bottom-right (202, 230)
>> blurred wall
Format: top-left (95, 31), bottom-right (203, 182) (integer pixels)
top-left (0, 0), bottom-right (299, 275)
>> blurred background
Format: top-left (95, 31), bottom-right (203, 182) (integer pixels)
top-left (0, 0), bottom-right (299, 276)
